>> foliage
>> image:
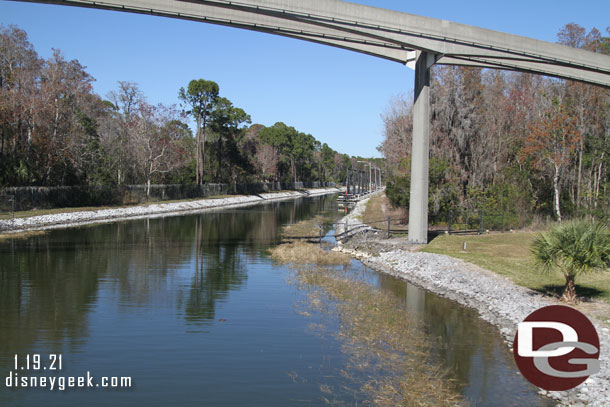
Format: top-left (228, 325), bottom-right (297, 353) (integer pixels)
top-left (208, 96), bottom-right (251, 184)
top-left (378, 23), bottom-right (610, 224)
top-left (258, 122), bottom-right (318, 184)
top-left (531, 220), bottom-right (610, 302)
top-left (385, 157), bottom-right (459, 223)
top-left (178, 79), bottom-right (219, 185)
top-left (520, 100), bottom-right (580, 221)
top-left (385, 158), bottom-right (410, 209)
top-left (0, 24), bottom-right (358, 190)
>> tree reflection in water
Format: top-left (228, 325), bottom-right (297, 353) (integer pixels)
top-left (0, 195), bottom-right (337, 358)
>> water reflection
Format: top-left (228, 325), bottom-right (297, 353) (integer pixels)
top-left (0, 195), bottom-right (335, 355)
top-left (0, 232), bottom-right (102, 354)
top-left (184, 216), bottom-right (247, 323)
top-left (0, 193), bottom-right (550, 406)
top-left (373, 270), bottom-right (550, 406)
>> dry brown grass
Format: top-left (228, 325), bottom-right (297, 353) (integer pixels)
top-left (282, 215), bottom-right (327, 238)
top-left (294, 265), bottom-right (464, 407)
top-left (0, 230), bottom-right (47, 242)
top-left (270, 242), bottom-right (351, 267)
top-left (273, 242), bottom-right (464, 406)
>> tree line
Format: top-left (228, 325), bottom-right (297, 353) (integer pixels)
top-left (379, 23), bottom-right (610, 223)
top-left (0, 25), bottom-right (357, 195)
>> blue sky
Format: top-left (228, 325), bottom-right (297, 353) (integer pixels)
top-left (1, 0), bottom-right (608, 157)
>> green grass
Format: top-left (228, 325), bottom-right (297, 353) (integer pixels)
top-left (422, 232), bottom-right (610, 302)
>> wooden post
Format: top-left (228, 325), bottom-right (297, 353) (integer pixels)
top-left (387, 216), bottom-right (391, 238)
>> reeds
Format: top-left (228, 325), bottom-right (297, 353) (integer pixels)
top-left (273, 242), bottom-right (465, 406)
top-left (270, 241), bottom-right (351, 267)
top-left (282, 215), bottom-right (327, 239)
top-left (0, 230), bottom-right (47, 242)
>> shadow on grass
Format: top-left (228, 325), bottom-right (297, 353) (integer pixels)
top-left (427, 230), bottom-right (483, 243)
top-left (536, 284), bottom-right (605, 301)
top-left (428, 231), bottom-right (443, 242)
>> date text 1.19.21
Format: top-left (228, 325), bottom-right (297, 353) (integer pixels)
top-left (14, 354), bottom-right (62, 371)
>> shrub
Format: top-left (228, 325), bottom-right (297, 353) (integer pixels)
top-left (531, 220), bottom-right (610, 303)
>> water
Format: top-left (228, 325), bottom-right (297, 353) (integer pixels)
top-left (0, 195), bottom-right (550, 406)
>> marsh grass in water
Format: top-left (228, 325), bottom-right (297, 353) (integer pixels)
top-left (0, 230), bottom-right (47, 242)
top-left (271, 242), bottom-right (464, 407)
top-left (281, 215), bottom-right (331, 240)
top-left (270, 242), bottom-right (351, 266)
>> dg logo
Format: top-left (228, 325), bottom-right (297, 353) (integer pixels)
top-left (514, 305), bottom-right (601, 391)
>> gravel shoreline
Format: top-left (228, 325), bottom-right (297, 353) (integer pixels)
top-left (334, 194), bottom-right (610, 407)
top-left (0, 187), bottom-right (341, 234)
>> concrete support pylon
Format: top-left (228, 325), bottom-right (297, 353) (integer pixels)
top-left (408, 51), bottom-right (436, 244)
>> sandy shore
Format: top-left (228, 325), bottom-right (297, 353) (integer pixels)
top-left (0, 187), bottom-right (341, 234)
top-left (334, 194), bottom-right (610, 407)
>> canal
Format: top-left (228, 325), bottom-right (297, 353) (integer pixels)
top-left (0, 194), bottom-right (550, 406)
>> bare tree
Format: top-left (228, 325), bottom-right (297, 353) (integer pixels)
top-left (256, 143), bottom-right (279, 181)
top-left (129, 103), bottom-right (188, 196)
top-left (106, 81), bottom-right (144, 184)
top-left (378, 94), bottom-right (412, 173)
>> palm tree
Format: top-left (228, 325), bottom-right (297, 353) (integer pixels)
top-left (531, 220), bottom-right (610, 303)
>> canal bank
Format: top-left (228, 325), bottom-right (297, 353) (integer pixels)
top-left (333, 193), bottom-right (610, 407)
top-left (0, 187), bottom-right (341, 235)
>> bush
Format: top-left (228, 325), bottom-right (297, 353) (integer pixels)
top-left (531, 220), bottom-right (610, 303)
